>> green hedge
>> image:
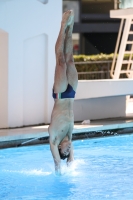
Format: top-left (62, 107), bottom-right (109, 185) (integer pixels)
top-left (73, 53), bottom-right (130, 62)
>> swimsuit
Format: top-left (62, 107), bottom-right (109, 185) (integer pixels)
top-left (53, 84), bottom-right (76, 99)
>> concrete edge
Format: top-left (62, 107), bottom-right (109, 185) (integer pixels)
top-left (73, 122), bottom-right (133, 134)
top-left (0, 122), bottom-right (133, 149)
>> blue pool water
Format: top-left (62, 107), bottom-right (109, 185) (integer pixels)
top-left (0, 134), bottom-right (133, 200)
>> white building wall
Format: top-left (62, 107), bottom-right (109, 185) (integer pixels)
top-left (74, 80), bottom-right (133, 122)
top-left (74, 96), bottom-right (126, 121)
top-left (119, 0), bottom-right (133, 9)
top-left (23, 34), bottom-right (47, 125)
top-left (0, 29), bottom-right (8, 127)
top-left (0, 0), bottom-right (62, 128)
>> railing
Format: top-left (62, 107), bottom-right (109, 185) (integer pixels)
top-left (75, 60), bottom-right (130, 80)
top-left (75, 60), bottom-right (112, 80)
top-left (114, 0), bottom-right (121, 10)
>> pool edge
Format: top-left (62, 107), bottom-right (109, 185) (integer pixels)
top-left (0, 123), bottom-right (133, 149)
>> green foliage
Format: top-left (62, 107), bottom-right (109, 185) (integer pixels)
top-left (73, 53), bottom-right (130, 62)
top-left (73, 53), bottom-right (131, 73)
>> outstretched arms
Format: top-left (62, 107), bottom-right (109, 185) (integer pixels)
top-left (50, 138), bottom-right (74, 174)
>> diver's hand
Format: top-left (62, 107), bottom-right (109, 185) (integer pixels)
top-left (67, 158), bottom-right (74, 167)
top-left (55, 163), bottom-right (62, 176)
top-left (55, 169), bottom-right (61, 176)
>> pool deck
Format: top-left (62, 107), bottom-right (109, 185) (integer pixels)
top-left (0, 98), bottom-right (133, 148)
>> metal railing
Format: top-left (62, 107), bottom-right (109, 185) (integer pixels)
top-left (114, 0), bottom-right (121, 10)
top-left (75, 60), bottom-right (112, 80)
top-left (75, 60), bottom-right (127, 80)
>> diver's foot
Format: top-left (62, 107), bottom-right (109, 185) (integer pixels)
top-left (65, 16), bottom-right (74, 36)
top-left (62, 10), bottom-right (74, 29)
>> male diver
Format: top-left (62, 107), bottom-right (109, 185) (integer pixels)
top-left (48, 10), bottom-right (78, 174)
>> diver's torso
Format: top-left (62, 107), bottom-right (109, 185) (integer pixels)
top-left (49, 99), bottom-right (74, 145)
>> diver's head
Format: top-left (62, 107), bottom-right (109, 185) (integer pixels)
top-left (58, 140), bottom-right (71, 160)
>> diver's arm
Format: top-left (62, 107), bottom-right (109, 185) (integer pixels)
top-left (67, 130), bottom-right (74, 164)
top-left (67, 143), bottom-right (74, 164)
top-left (49, 139), bottom-right (61, 174)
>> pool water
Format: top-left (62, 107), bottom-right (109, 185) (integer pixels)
top-left (0, 134), bottom-right (133, 200)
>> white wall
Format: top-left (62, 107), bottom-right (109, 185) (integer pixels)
top-left (74, 96), bottom-right (126, 121)
top-left (74, 79), bottom-right (133, 121)
top-left (0, 29), bottom-right (8, 127)
top-left (76, 79), bottom-right (133, 99)
top-left (23, 34), bottom-right (47, 125)
top-left (119, 0), bottom-right (133, 9)
top-left (0, 0), bottom-right (62, 128)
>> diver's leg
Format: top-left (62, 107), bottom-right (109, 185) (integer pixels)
top-left (54, 11), bottom-right (72, 93)
top-left (64, 11), bottom-right (78, 92)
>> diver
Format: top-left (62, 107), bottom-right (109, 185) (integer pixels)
top-left (48, 10), bottom-right (78, 174)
